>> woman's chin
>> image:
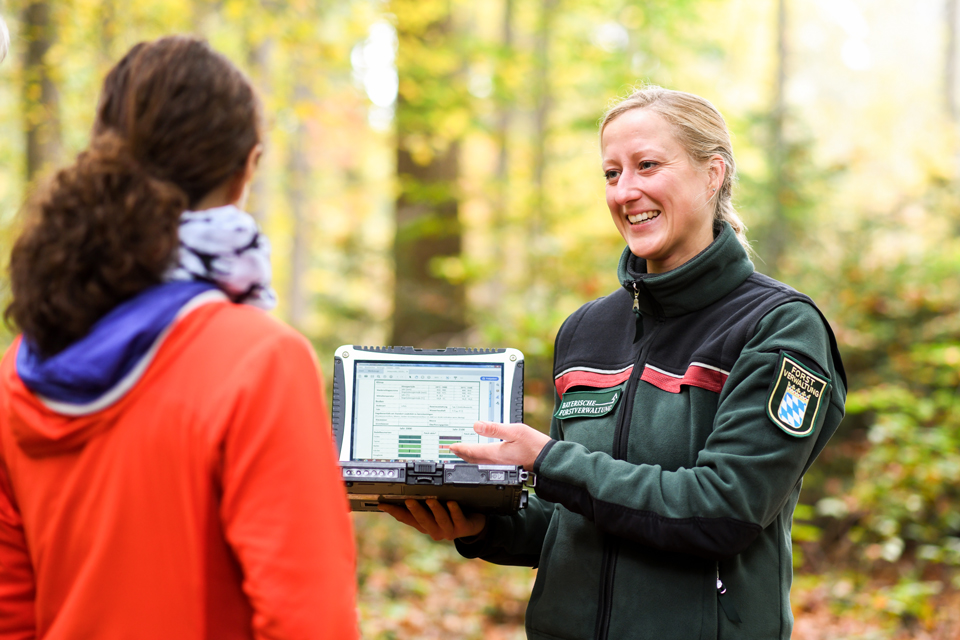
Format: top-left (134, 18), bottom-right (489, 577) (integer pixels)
top-left (625, 236), bottom-right (664, 262)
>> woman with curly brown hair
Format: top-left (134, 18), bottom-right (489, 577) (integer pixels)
top-left (0, 36), bottom-right (358, 639)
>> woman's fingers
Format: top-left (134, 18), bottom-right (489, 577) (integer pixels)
top-left (447, 500), bottom-right (468, 530)
top-left (425, 499), bottom-right (456, 538)
top-left (450, 421), bottom-right (552, 470)
top-left (378, 502), bottom-right (427, 534)
top-left (448, 442), bottom-right (499, 464)
top-left (403, 499), bottom-right (444, 539)
top-left (448, 501), bottom-right (486, 538)
top-left (378, 499), bottom-right (486, 540)
top-left (378, 500), bottom-right (440, 538)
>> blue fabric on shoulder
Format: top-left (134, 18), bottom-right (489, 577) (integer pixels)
top-left (16, 280), bottom-right (217, 404)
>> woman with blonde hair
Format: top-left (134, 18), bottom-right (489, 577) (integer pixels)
top-left (385, 86), bottom-right (847, 640)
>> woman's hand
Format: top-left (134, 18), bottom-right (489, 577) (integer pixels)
top-left (379, 499), bottom-right (486, 541)
top-left (449, 421), bottom-right (552, 471)
top-left (379, 421), bottom-right (550, 540)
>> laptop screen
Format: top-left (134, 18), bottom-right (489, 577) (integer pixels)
top-left (350, 360), bottom-right (504, 461)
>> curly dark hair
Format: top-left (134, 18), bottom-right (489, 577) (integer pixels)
top-left (6, 35), bottom-right (261, 357)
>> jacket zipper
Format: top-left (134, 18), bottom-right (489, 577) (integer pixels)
top-left (716, 563), bottom-right (742, 624)
top-left (595, 280), bottom-right (665, 640)
top-left (615, 282), bottom-right (663, 457)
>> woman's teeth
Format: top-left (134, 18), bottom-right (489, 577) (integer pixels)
top-left (627, 210), bottom-right (661, 224)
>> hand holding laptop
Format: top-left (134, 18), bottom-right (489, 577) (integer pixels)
top-left (379, 420), bottom-right (548, 541)
top-left (379, 498), bottom-right (485, 541)
top-left (448, 421), bottom-right (551, 471)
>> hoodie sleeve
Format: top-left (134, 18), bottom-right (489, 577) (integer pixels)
top-left (216, 329), bottom-right (358, 640)
top-left (531, 301), bottom-right (846, 560)
top-left (0, 451), bottom-right (36, 639)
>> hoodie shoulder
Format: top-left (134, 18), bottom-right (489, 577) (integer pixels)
top-left (0, 301), bottom-right (316, 457)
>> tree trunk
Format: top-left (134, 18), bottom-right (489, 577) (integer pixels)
top-left (492, 0), bottom-right (514, 266)
top-left (530, 0), bottom-right (556, 249)
top-left (286, 81), bottom-right (311, 331)
top-left (190, 0), bottom-right (216, 33)
top-left (21, 0), bottom-right (62, 183)
top-left (391, 0), bottom-right (466, 347)
top-left (947, 0), bottom-right (958, 122)
top-left (99, 0), bottom-right (117, 64)
top-left (764, 0), bottom-right (788, 274)
top-left (246, 37), bottom-right (274, 224)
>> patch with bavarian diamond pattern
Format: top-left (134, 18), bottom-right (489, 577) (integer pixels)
top-left (766, 352), bottom-right (830, 438)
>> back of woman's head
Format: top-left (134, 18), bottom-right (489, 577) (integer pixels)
top-left (600, 85), bottom-right (750, 253)
top-left (6, 35), bottom-right (261, 357)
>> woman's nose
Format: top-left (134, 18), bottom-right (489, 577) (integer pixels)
top-left (614, 172), bottom-right (640, 205)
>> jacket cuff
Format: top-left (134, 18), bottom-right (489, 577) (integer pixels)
top-left (454, 516), bottom-right (497, 558)
top-left (533, 438), bottom-right (558, 474)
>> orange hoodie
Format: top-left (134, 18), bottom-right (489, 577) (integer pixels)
top-left (0, 299), bottom-right (357, 639)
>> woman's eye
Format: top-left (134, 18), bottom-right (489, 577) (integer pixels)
top-left (604, 170), bottom-right (620, 181)
top-left (639, 161), bottom-right (658, 170)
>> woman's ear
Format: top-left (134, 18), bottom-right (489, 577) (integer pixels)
top-left (226, 143), bottom-right (263, 208)
top-left (708, 155), bottom-right (726, 192)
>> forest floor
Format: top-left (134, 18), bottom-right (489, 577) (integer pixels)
top-left (790, 575), bottom-right (960, 640)
top-left (355, 514), bottom-right (960, 640)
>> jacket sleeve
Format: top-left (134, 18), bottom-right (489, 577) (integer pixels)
top-left (217, 330), bottom-right (358, 640)
top-left (454, 493), bottom-right (556, 567)
top-left (533, 301), bottom-right (847, 560)
top-left (454, 402), bottom-right (562, 567)
top-left (0, 447), bottom-right (36, 639)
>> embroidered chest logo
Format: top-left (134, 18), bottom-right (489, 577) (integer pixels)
top-left (766, 353), bottom-right (830, 438)
top-left (554, 384), bottom-right (624, 420)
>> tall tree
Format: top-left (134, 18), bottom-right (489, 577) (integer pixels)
top-left (245, 30), bottom-right (274, 224)
top-left (99, 0), bottom-right (117, 64)
top-left (948, 0), bottom-right (959, 122)
top-left (763, 0), bottom-right (789, 274)
top-left (491, 0), bottom-right (514, 268)
top-left (21, 0), bottom-right (62, 182)
top-left (390, 0), bottom-right (468, 346)
top-left (286, 79), bottom-right (311, 331)
top-left (190, 0), bottom-right (216, 33)
top-left (530, 0), bottom-right (556, 248)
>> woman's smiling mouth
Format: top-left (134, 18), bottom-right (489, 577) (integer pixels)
top-left (627, 210), bottom-right (661, 224)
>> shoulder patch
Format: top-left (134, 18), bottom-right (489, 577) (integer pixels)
top-left (766, 353), bottom-right (831, 438)
top-left (554, 384), bottom-right (624, 420)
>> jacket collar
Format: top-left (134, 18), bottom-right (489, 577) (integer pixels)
top-left (617, 222), bottom-right (755, 318)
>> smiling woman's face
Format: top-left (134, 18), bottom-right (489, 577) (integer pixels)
top-left (601, 108), bottom-right (723, 274)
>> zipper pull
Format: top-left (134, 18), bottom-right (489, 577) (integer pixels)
top-left (716, 567), bottom-right (742, 624)
top-left (631, 282), bottom-right (643, 344)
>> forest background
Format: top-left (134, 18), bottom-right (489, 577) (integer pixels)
top-left (2, 0), bottom-right (960, 638)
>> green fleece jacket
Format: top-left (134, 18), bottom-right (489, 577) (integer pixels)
top-left (457, 223), bottom-right (847, 640)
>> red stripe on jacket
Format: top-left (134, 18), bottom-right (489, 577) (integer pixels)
top-left (555, 363), bottom-right (728, 397)
top-left (555, 368), bottom-right (633, 396)
top-left (640, 364), bottom-right (728, 394)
